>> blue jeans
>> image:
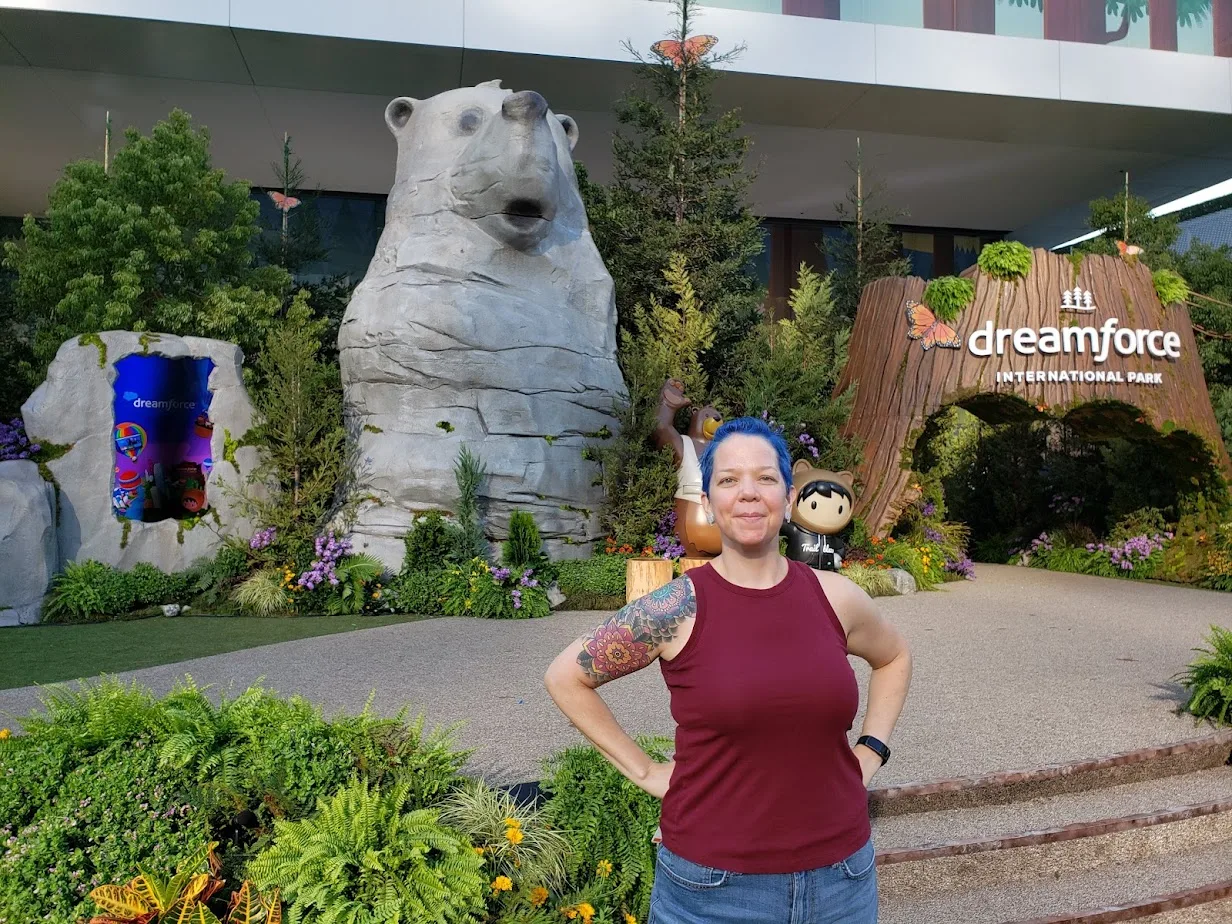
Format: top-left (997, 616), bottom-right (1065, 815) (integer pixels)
top-left (648, 838), bottom-right (878, 924)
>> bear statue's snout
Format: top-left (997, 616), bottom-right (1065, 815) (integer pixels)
top-left (449, 89), bottom-right (565, 251)
top-left (502, 90), bottom-right (549, 123)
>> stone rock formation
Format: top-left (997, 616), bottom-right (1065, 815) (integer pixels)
top-left (0, 460), bottom-right (58, 626)
top-left (339, 81), bottom-right (625, 567)
top-left (22, 332), bottom-right (261, 573)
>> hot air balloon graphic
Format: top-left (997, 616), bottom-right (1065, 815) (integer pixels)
top-left (112, 467), bottom-right (143, 513)
top-left (114, 422), bottom-right (147, 461)
top-left (194, 413), bottom-right (214, 440)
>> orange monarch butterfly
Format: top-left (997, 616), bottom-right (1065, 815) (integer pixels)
top-left (652, 34), bottom-right (718, 68)
top-left (268, 190), bottom-right (301, 212)
top-left (1116, 240), bottom-right (1143, 261)
top-left (905, 300), bottom-right (961, 351)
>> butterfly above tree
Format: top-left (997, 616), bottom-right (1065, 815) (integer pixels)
top-left (905, 300), bottom-right (961, 351)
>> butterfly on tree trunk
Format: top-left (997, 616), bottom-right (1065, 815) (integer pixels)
top-left (1116, 240), bottom-right (1143, 263)
top-left (905, 300), bottom-right (962, 351)
top-left (652, 34), bottom-right (718, 69)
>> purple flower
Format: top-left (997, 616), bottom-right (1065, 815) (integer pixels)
top-left (921, 501), bottom-right (936, 518)
top-left (511, 589), bottom-right (523, 609)
top-left (924, 527), bottom-right (943, 543)
top-left (0, 419), bottom-right (38, 462)
top-left (944, 557), bottom-right (975, 580)
top-left (491, 566), bottom-right (512, 582)
top-left (249, 526), bottom-right (277, 550)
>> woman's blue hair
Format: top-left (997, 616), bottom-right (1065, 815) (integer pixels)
top-left (699, 416), bottom-right (793, 495)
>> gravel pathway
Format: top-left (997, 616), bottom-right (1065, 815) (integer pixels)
top-left (1, 565), bottom-right (1227, 784)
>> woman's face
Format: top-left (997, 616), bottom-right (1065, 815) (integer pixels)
top-left (702, 434), bottom-right (793, 550)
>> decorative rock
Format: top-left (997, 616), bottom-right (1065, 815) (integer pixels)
top-left (546, 583), bottom-right (566, 609)
top-left (0, 460), bottom-right (58, 626)
top-left (161, 604), bottom-right (182, 617)
top-left (887, 568), bottom-right (918, 596)
top-left (22, 332), bottom-right (262, 573)
top-left (339, 81), bottom-right (626, 569)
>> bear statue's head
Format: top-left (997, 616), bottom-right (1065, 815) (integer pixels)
top-left (384, 80), bottom-right (580, 252)
top-left (790, 461), bottom-right (856, 536)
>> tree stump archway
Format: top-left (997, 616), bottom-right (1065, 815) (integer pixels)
top-left (835, 249), bottom-right (1232, 535)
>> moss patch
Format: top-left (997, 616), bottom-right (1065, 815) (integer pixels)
top-left (362, 423), bottom-right (383, 434)
top-left (120, 519), bottom-right (132, 549)
top-left (138, 332), bottom-right (161, 354)
top-left (78, 332), bottom-right (107, 368)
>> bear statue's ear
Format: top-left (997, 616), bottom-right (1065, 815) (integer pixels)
top-left (792, 459), bottom-right (813, 476)
top-left (385, 97), bottom-right (418, 134)
top-left (556, 114), bottom-right (579, 150)
top-left (836, 470), bottom-right (854, 487)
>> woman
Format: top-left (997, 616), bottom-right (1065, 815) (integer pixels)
top-left (545, 417), bottom-right (912, 924)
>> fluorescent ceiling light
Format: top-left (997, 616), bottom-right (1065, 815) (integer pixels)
top-left (1050, 176), bottom-right (1232, 250)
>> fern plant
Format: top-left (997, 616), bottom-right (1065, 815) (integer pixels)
top-left (977, 241), bottom-right (1033, 282)
top-left (1175, 625), bottom-right (1232, 725)
top-left (539, 737), bottom-right (673, 922)
top-left (247, 777), bottom-right (486, 924)
top-left (21, 677), bottom-right (164, 750)
top-left (921, 276), bottom-right (975, 323)
top-left (1153, 268), bottom-right (1190, 307)
top-left (437, 780), bottom-right (570, 916)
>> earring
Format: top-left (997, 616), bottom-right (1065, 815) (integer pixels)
top-left (784, 506), bottom-right (792, 522)
top-left (705, 509), bottom-right (715, 525)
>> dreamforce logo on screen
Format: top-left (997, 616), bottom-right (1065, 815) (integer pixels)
top-left (123, 392), bottom-right (197, 410)
top-left (967, 317), bottom-right (1182, 364)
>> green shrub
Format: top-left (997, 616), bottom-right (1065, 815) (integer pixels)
top-left (183, 542), bottom-right (250, 608)
top-left (247, 777), bottom-right (486, 924)
top-left (127, 563), bottom-right (190, 607)
top-left (403, 510), bottom-right (454, 574)
top-left (1109, 507), bottom-right (1169, 544)
top-left (878, 539), bottom-right (938, 590)
top-left (502, 510), bottom-right (558, 585)
top-left (977, 241), bottom-right (1033, 282)
top-left (231, 568), bottom-right (291, 617)
top-left (20, 677), bottom-right (165, 750)
top-left (0, 735), bottom-right (77, 834)
top-left (0, 739), bottom-right (209, 924)
top-left (540, 737), bottom-right (673, 922)
top-left (1175, 625), bottom-right (1232, 724)
top-left (921, 276), bottom-right (975, 323)
top-left (386, 569), bottom-right (446, 616)
top-left (557, 556), bottom-right (627, 598)
top-left (1153, 268), bottom-right (1190, 307)
top-left (840, 563), bottom-right (898, 597)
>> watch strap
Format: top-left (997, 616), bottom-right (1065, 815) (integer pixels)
top-left (856, 735), bottom-right (890, 766)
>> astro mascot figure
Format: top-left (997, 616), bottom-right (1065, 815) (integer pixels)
top-left (781, 462), bottom-right (856, 572)
top-left (653, 378), bottom-right (723, 558)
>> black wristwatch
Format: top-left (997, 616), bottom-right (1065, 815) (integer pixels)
top-left (856, 735), bottom-right (891, 766)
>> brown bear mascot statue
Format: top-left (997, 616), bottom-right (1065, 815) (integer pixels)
top-left (781, 462), bottom-right (855, 572)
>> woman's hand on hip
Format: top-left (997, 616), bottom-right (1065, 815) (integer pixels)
top-left (640, 759), bottom-right (676, 799)
top-left (853, 745), bottom-right (882, 788)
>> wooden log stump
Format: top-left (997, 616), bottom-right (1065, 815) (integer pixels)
top-left (626, 558), bottom-right (673, 604)
top-left (678, 557), bottom-right (713, 574)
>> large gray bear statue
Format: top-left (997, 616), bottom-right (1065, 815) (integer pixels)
top-left (339, 80), bottom-right (626, 567)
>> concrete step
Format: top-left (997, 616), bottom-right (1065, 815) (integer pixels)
top-left (873, 766), bottom-right (1232, 850)
top-left (878, 839), bottom-right (1232, 924)
top-left (871, 729), bottom-right (1232, 817)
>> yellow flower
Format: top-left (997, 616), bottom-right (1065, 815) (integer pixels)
top-left (491, 875), bottom-right (513, 893)
top-left (473, 846), bottom-right (486, 856)
top-left (576, 903), bottom-right (596, 923)
top-left (504, 826), bottom-right (524, 845)
top-left (565, 912), bottom-right (578, 921)
top-left (596, 859), bottom-right (613, 878)
top-left (503, 817), bottom-right (522, 829)
top-left (0, 729), bottom-right (9, 740)
top-left (372, 591), bottom-right (381, 599)
top-left (624, 915), bottom-right (638, 924)
top-left (529, 887), bottom-right (549, 907)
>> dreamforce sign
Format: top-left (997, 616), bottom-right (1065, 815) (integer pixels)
top-left (968, 317), bottom-right (1182, 364)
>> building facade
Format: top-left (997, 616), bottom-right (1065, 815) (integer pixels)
top-left (3, 0), bottom-right (1231, 295)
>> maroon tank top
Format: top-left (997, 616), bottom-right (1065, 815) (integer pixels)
top-left (658, 559), bottom-right (871, 874)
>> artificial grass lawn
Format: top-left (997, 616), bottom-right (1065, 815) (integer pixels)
top-left (0, 612), bottom-right (429, 691)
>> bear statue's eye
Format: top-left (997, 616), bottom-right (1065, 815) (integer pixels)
top-left (810, 500), bottom-right (817, 510)
top-left (838, 505), bottom-right (844, 514)
top-left (457, 109), bottom-right (483, 134)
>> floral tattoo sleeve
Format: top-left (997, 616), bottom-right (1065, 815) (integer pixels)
top-left (576, 576), bottom-right (697, 686)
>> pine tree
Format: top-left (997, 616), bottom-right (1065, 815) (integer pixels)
top-left (824, 137), bottom-right (912, 321)
top-left (582, 0), bottom-right (764, 347)
top-left (256, 133), bottom-right (328, 275)
top-left (2, 110), bottom-right (290, 387)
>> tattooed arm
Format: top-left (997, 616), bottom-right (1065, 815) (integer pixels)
top-left (544, 576), bottom-right (696, 797)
